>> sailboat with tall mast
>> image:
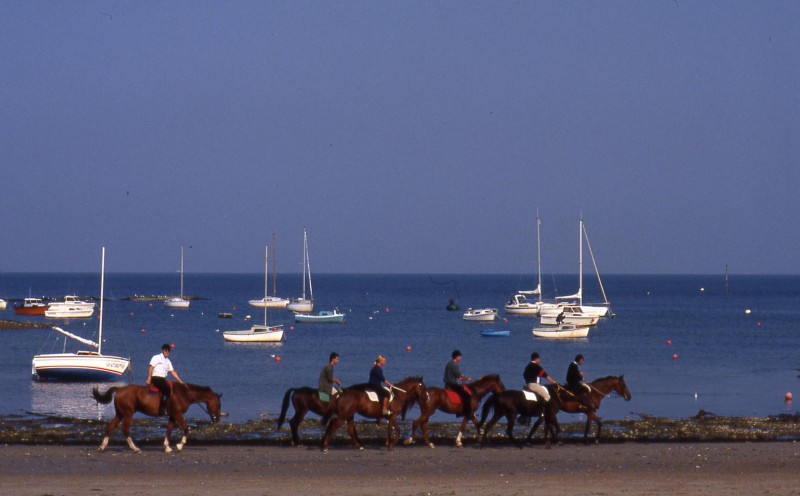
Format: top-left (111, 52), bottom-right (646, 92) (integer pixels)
top-left (505, 214), bottom-right (544, 316)
top-left (32, 247), bottom-right (131, 381)
top-left (164, 245), bottom-right (190, 308)
top-left (553, 217), bottom-right (610, 318)
top-left (224, 245), bottom-right (285, 342)
top-left (287, 227), bottom-right (314, 313)
top-left (249, 233), bottom-right (290, 309)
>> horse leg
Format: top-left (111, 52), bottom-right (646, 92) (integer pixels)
top-left (456, 416), bottom-right (469, 448)
top-left (480, 413), bottom-right (501, 447)
top-left (527, 415), bottom-right (543, 443)
top-left (98, 415), bottom-right (121, 453)
top-left (121, 415), bottom-right (141, 453)
top-left (593, 413), bottom-right (602, 444)
top-left (346, 418), bottom-right (364, 451)
top-left (289, 409), bottom-right (305, 447)
top-left (505, 412), bottom-right (523, 449)
top-left (321, 416), bottom-right (344, 452)
top-left (175, 415), bottom-right (190, 451)
top-left (583, 411), bottom-right (599, 445)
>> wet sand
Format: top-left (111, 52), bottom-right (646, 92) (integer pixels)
top-left (2, 442), bottom-right (800, 495)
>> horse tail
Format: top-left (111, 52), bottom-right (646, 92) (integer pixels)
top-left (277, 388), bottom-right (295, 429)
top-left (92, 386), bottom-right (117, 405)
top-left (478, 393), bottom-right (496, 429)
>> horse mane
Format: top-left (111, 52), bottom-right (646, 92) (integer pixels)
top-left (477, 373), bottom-right (500, 382)
top-left (592, 375), bottom-right (622, 383)
top-left (399, 375), bottom-right (423, 383)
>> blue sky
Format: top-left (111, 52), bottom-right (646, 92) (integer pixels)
top-left (2, 2), bottom-right (798, 274)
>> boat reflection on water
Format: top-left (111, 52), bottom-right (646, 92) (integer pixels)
top-left (30, 381), bottom-right (122, 419)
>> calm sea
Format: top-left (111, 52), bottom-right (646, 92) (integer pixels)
top-left (1, 273), bottom-right (798, 423)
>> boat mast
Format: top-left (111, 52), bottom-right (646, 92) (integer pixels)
top-left (179, 245), bottom-right (185, 300)
top-left (264, 245), bottom-right (269, 327)
top-left (578, 217), bottom-right (583, 306)
top-left (582, 222), bottom-right (610, 305)
top-left (272, 232), bottom-right (278, 297)
top-left (98, 246), bottom-right (105, 355)
top-left (305, 228), bottom-right (313, 302)
top-left (536, 213), bottom-right (542, 303)
top-left (300, 228), bottom-right (307, 300)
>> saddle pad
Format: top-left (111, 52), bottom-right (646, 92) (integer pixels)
top-left (318, 391), bottom-right (330, 403)
top-left (445, 389), bottom-right (462, 405)
top-left (523, 390), bottom-right (539, 402)
top-left (147, 381), bottom-right (174, 394)
top-left (365, 391), bottom-right (379, 402)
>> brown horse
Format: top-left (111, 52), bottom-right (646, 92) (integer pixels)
top-left (320, 376), bottom-right (426, 452)
top-left (92, 383), bottom-right (223, 453)
top-left (477, 389), bottom-right (558, 448)
top-left (404, 374), bottom-right (505, 448)
top-left (277, 386), bottom-right (338, 446)
top-left (529, 375), bottom-right (631, 444)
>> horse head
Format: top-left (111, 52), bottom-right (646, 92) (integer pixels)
top-left (396, 376), bottom-right (426, 419)
top-left (470, 374), bottom-right (505, 397)
top-left (615, 375), bottom-right (632, 401)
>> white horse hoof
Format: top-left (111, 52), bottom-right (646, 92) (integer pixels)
top-left (428, 443), bottom-right (435, 449)
top-left (176, 445), bottom-right (184, 452)
top-left (164, 447), bottom-right (172, 454)
top-left (97, 447), bottom-right (105, 453)
top-left (403, 438), bottom-right (414, 446)
top-left (358, 446), bottom-right (364, 451)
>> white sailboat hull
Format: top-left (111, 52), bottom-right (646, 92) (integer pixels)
top-left (223, 325), bottom-right (285, 343)
top-left (164, 297), bottom-right (190, 308)
top-left (32, 352), bottom-right (130, 381)
top-left (532, 325), bottom-right (590, 339)
top-left (249, 297), bottom-right (290, 309)
top-left (462, 308), bottom-right (498, 322)
top-left (44, 306), bottom-right (95, 318)
top-left (579, 305), bottom-right (609, 317)
top-left (287, 299), bottom-right (313, 313)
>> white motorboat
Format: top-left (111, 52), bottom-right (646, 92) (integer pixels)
top-left (44, 295), bottom-right (95, 318)
top-left (0, 298), bottom-right (6, 310)
top-left (224, 245), bottom-right (284, 343)
top-left (294, 309), bottom-right (346, 323)
top-left (164, 245), bottom-right (190, 308)
top-left (504, 293), bottom-right (541, 315)
top-left (532, 324), bottom-right (589, 339)
top-left (32, 247), bottom-right (131, 381)
top-left (287, 227), bottom-right (314, 313)
top-left (540, 304), bottom-right (598, 326)
top-left (462, 308), bottom-right (498, 322)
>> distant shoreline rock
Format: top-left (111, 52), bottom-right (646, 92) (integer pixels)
top-left (0, 319), bottom-right (52, 331)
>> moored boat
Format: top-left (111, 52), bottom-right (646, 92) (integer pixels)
top-left (532, 324), bottom-right (589, 339)
top-left (294, 309), bottom-right (346, 323)
top-left (287, 227), bottom-right (314, 313)
top-left (44, 295), bottom-right (95, 318)
top-left (481, 329), bottom-right (510, 337)
top-left (462, 308), bottom-right (498, 322)
top-left (164, 245), bottom-right (190, 309)
top-left (32, 247), bottom-right (131, 381)
top-left (15, 298), bottom-right (48, 316)
top-left (540, 305), bottom-right (598, 326)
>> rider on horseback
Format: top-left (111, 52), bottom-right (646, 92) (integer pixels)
top-left (147, 343), bottom-right (184, 416)
top-left (318, 352), bottom-right (341, 402)
top-left (566, 354), bottom-right (598, 410)
top-left (444, 350), bottom-right (473, 418)
top-left (368, 354), bottom-right (394, 416)
top-left (523, 352), bottom-right (557, 401)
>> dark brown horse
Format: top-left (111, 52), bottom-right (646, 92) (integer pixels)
top-left (477, 389), bottom-right (558, 448)
top-left (277, 386), bottom-right (338, 446)
top-left (320, 377), bottom-right (426, 452)
top-left (529, 375), bottom-right (631, 444)
top-left (404, 374), bottom-right (505, 448)
top-left (92, 383), bottom-right (223, 453)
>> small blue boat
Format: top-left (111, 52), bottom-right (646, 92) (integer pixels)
top-left (294, 309), bottom-right (346, 323)
top-left (480, 329), bottom-right (510, 337)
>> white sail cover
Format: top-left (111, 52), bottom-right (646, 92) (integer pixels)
top-left (555, 289), bottom-right (582, 301)
top-left (518, 284), bottom-right (541, 296)
top-left (52, 326), bottom-right (99, 349)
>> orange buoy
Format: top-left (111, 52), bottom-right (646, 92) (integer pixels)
top-left (406, 346), bottom-right (412, 352)
top-left (786, 392), bottom-right (793, 401)
top-left (140, 328), bottom-right (146, 333)
top-left (666, 339), bottom-right (672, 346)
top-left (290, 326), bottom-right (294, 331)
top-left (170, 343), bottom-right (175, 349)
top-left (275, 356), bottom-right (281, 362)
top-left (672, 353), bottom-right (678, 360)
top-left (385, 307), bottom-right (390, 313)
top-left (757, 322), bottom-right (761, 327)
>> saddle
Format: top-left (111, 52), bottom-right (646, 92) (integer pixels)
top-left (147, 381), bottom-right (174, 395)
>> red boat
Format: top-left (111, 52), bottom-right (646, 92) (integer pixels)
top-left (14, 298), bottom-right (48, 316)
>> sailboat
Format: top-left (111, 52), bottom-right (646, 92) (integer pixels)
top-left (249, 233), bottom-right (290, 309)
top-left (32, 247), bottom-right (131, 381)
top-left (224, 245), bottom-right (285, 342)
top-left (505, 214), bottom-right (544, 316)
top-left (551, 217), bottom-right (610, 318)
top-left (164, 245), bottom-right (190, 308)
top-left (286, 227), bottom-right (314, 313)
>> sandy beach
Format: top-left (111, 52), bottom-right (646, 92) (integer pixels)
top-left (2, 441), bottom-right (800, 496)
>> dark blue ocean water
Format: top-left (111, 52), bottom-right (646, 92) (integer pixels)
top-left (1, 273), bottom-right (799, 423)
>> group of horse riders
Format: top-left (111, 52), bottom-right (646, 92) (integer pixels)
top-left (316, 348), bottom-right (598, 417)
